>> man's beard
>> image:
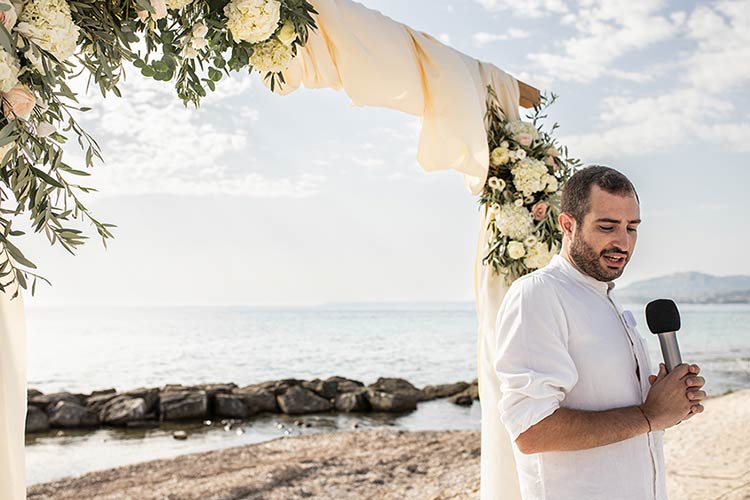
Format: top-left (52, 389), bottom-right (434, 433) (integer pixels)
top-left (569, 227), bottom-right (629, 282)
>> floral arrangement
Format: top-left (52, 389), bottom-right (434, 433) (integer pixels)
top-left (0, 0), bottom-right (317, 298)
top-left (480, 86), bottom-right (581, 286)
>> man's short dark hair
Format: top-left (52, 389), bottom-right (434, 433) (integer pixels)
top-left (561, 165), bottom-right (639, 224)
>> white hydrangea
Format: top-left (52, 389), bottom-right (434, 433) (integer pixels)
top-left (166, 0), bottom-right (192, 9)
top-left (0, 49), bottom-right (20, 93)
top-left (545, 174), bottom-right (559, 192)
top-left (224, 0), bottom-right (280, 44)
top-left (507, 241), bottom-right (526, 260)
top-left (495, 203), bottom-right (533, 240)
top-left (15, 0), bottom-right (80, 70)
top-left (524, 241), bottom-right (557, 269)
top-left (249, 36), bottom-right (293, 73)
top-left (505, 120), bottom-right (538, 144)
top-left (511, 157), bottom-right (549, 197)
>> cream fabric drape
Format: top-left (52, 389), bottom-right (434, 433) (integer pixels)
top-left (0, 283), bottom-right (27, 500)
top-left (270, 1), bottom-right (522, 497)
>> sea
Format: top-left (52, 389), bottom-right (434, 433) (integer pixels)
top-left (24, 302), bottom-right (750, 485)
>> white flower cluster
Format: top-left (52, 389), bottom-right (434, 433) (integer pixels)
top-left (493, 203), bottom-right (533, 240)
top-left (249, 22), bottom-right (297, 73)
top-left (0, 48), bottom-right (19, 93)
top-left (511, 157), bottom-right (553, 197)
top-left (181, 22), bottom-right (209, 59)
top-left (504, 119), bottom-right (538, 146)
top-left (15, 0), bottom-right (80, 71)
top-left (224, 0), bottom-right (280, 44)
top-left (523, 241), bottom-right (557, 269)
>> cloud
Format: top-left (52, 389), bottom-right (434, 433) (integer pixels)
top-left (472, 29), bottom-right (530, 47)
top-left (59, 67), bottom-right (322, 198)
top-left (476, 0), bottom-right (568, 18)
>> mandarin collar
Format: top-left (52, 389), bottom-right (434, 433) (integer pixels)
top-left (549, 253), bottom-right (615, 296)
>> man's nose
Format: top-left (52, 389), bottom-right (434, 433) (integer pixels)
top-left (611, 227), bottom-right (631, 250)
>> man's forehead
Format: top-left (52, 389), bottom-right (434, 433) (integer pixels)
top-left (586, 187), bottom-right (640, 222)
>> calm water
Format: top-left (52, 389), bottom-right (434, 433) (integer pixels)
top-left (24, 302), bottom-right (750, 484)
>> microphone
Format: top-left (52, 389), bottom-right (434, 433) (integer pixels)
top-left (645, 299), bottom-right (683, 373)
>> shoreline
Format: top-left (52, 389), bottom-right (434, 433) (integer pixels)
top-left (27, 389), bottom-right (750, 499)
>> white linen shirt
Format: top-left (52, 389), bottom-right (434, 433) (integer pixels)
top-left (494, 253), bottom-right (667, 500)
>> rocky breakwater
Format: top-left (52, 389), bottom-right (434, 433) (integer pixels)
top-left (25, 376), bottom-right (479, 434)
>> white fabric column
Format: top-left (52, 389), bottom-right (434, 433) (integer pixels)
top-left (270, 1), bottom-right (525, 497)
top-left (0, 282), bottom-right (27, 500)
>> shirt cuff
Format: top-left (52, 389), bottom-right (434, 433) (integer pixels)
top-left (500, 393), bottom-right (562, 442)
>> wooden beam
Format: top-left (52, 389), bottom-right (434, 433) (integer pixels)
top-left (518, 80), bottom-right (541, 108)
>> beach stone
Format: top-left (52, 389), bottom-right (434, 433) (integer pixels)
top-left (173, 430), bottom-right (188, 440)
top-left (420, 382), bottom-right (470, 401)
top-left (195, 383), bottom-right (238, 410)
top-left (238, 387), bottom-right (278, 415)
top-left (89, 388), bottom-right (117, 398)
top-left (122, 387), bottom-right (160, 413)
top-left (367, 378), bottom-right (424, 401)
top-left (48, 401), bottom-right (99, 428)
top-left (160, 390), bottom-right (208, 421)
top-left (214, 394), bottom-right (249, 418)
top-left (448, 393), bottom-right (474, 406)
top-left (334, 388), bottom-right (371, 412)
top-left (366, 389), bottom-right (418, 412)
top-left (100, 397), bottom-right (148, 424)
top-left (27, 389), bottom-right (44, 399)
top-left (327, 376), bottom-right (366, 394)
top-left (257, 379), bottom-right (306, 396)
top-left (29, 392), bottom-right (85, 411)
top-left (276, 386), bottom-right (332, 415)
top-left (85, 392), bottom-right (121, 413)
top-left (302, 379), bottom-right (338, 400)
top-left (26, 405), bottom-right (50, 433)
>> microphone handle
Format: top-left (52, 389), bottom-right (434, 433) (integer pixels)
top-left (657, 331), bottom-right (682, 373)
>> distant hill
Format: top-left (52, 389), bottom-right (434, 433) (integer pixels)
top-left (617, 272), bottom-right (750, 304)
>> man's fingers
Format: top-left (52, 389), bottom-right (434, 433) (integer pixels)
top-left (688, 364), bottom-right (701, 374)
top-left (684, 376), bottom-right (705, 387)
top-left (690, 403), bottom-right (704, 414)
top-left (648, 375), bottom-right (657, 385)
top-left (687, 389), bottom-right (707, 401)
top-left (670, 363), bottom-right (691, 378)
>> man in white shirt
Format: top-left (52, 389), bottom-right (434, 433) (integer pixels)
top-left (494, 165), bottom-right (706, 500)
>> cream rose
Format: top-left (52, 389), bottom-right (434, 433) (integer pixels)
top-left (507, 241), bottom-right (526, 260)
top-left (137, 0), bottom-right (167, 21)
top-left (2, 84), bottom-right (35, 120)
top-left (192, 22), bottom-right (208, 38)
top-left (276, 19), bottom-right (296, 45)
top-left (545, 174), bottom-right (559, 193)
top-left (516, 133), bottom-right (533, 147)
top-left (490, 146), bottom-right (509, 167)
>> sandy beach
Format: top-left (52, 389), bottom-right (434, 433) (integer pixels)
top-left (27, 389), bottom-right (750, 500)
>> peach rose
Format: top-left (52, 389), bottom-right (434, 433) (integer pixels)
top-left (137, 0), bottom-right (167, 21)
top-left (531, 201), bottom-right (549, 221)
top-left (0, 0), bottom-right (17, 32)
top-left (2, 84), bottom-right (35, 120)
top-left (516, 133), bottom-right (533, 147)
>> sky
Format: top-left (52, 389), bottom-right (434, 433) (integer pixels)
top-left (17, 0), bottom-right (750, 307)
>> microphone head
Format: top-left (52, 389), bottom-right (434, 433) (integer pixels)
top-left (645, 299), bottom-right (681, 334)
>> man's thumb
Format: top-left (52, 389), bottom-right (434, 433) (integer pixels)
top-left (648, 374), bottom-right (657, 385)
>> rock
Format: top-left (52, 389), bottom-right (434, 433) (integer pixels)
top-left (195, 383), bottom-right (237, 411)
top-left (334, 388), bottom-right (371, 412)
top-left (27, 389), bottom-right (44, 399)
top-left (99, 397), bottom-right (148, 425)
top-left (89, 388), bottom-right (117, 398)
top-left (276, 386), bottom-right (332, 415)
top-left (366, 389), bottom-right (418, 412)
top-left (448, 392), bottom-right (474, 406)
top-left (160, 390), bottom-right (208, 421)
top-left (173, 430), bottom-right (188, 440)
top-left (257, 379), bottom-right (305, 396)
top-left (236, 387), bottom-right (278, 415)
top-left (367, 378), bottom-right (424, 401)
top-left (122, 388), bottom-right (160, 414)
top-left (326, 376), bottom-right (366, 394)
top-left (85, 392), bottom-right (121, 413)
top-left (29, 392), bottom-right (84, 411)
top-left (26, 405), bottom-right (50, 433)
top-left (419, 382), bottom-right (470, 401)
top-left (48, 401), bottom-right (99, 428)
top-left (214, 394), bottom-right (249, 418)
top-left (302, 379), bottom-right (338, 400)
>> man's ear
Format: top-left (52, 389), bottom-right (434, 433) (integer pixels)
top-left (559, 212), bottom-right (575, 238)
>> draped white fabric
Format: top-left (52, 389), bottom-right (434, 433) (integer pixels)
top-left (271, 1), bottom-right (523, 497)
top-left (0, 284), bottom-right (27, 500)
top-left (0, 1), bottom-right (525, 498)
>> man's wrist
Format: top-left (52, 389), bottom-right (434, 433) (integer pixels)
top-left (636, 405), bottom-right (652, 433)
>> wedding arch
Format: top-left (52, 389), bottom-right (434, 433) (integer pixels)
top-left (0, 0), bottom-right (580, 498)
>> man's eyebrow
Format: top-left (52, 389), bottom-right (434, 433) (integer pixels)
top-left (594, 218), bottom-right (642, 224)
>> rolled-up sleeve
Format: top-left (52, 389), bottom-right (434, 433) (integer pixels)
top-left (494, 276), bottom-right (578, 441)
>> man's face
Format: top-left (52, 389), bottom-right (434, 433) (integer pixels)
top-left (569, 185), bottom-right (641, 282)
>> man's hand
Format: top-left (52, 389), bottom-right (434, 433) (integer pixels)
top-left (643, 363), bottom-right (706, 430)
